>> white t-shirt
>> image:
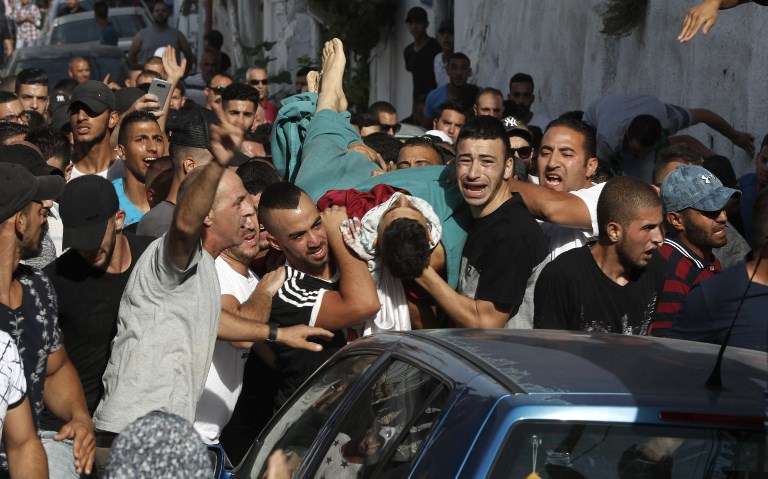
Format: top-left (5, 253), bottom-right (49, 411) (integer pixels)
top-left (0, 330), bottom-right (27, 442)
top-left (539, 182), bottom-right (605, 262)
top-left (194, 256), bottom-right (259, 444)
top-left (68, 159), bottom-right (124, 182)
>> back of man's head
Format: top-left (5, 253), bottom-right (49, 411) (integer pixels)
top-left (363, 132), bottom-right (402, 165)
top-left (236, 161), bottom-right (280, 196)
top-left (597, 176), bottom-right (661, 239)
top-left (16, 68), bottom-right (48, 91)
top-left (380, 218), bottom-right (431, 280)
top-left (456, 115), bottom-right (508, 153)
top-left (0, 121), bottom-right (29, 145)
top-left (257, 181), bottom-right (306, 229)
top-left (626, 114), bottom-right (663, 149)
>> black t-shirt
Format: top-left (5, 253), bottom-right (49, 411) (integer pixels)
top-left (403, 37), bottom-right (442, 99)
top-left (534, 245), bottom-right (665, 334)
top-left (269, 265), bottom-right (346, 409)
top-left (39, 234), bottom-right (153, 431)
top-left (457, 194), bottom-right (548, 316)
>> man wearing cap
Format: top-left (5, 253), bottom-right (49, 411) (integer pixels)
top-left (0, 163), bottom-right (96, 476)
top-left (403, 7), bottom-right (441, 107)
top-left (68, 80), bottom-right (120, 181)
top-left (136, 108), bottom-right (214, 237)
top-left (42, 176), bottom-right (153, 453)
top-left (649, 164), bottom-right (737, 336)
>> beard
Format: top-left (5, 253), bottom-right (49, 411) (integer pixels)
top-left (20, 221), bottom-right (49, 260)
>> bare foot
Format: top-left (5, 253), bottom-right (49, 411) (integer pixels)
top-left (306, 70), bottom-right (320, 94)
top-left (316, 38), bottom-right (347, 112)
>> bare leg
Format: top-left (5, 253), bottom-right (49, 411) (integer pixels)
top-left (316, 38), bottom-right (347, 113)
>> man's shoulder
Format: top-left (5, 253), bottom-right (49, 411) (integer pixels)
top-left (547, 245), bottom-right (592, 271)
top-left (274, 267), bottom-right (336, 307)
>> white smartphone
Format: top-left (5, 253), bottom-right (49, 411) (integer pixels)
top-left (147, 78), bottom-right (172, 110)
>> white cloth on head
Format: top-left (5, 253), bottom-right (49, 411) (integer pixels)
top-left (341, 193), bottom-right (442, 336)
top-left (424, 129), bottom-right (452, 144)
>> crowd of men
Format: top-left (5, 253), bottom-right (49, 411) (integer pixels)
top-left (0, 0), bottom-right (765, 476)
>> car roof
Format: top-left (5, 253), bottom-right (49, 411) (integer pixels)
top-left (51, 7), bottom-right (146, 26)
top-left (13, 44), bottom-right (125, 60)
top-left (409, 329), bottom-right (766, 402)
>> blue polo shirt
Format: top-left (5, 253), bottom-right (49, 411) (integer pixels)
top-left (112, 178), bottom-right (145, 226)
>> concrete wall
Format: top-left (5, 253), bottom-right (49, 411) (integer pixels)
top-left (452, 0), bottom-right (768, 176)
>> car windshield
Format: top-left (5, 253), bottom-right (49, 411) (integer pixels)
top-left (490, 420), bottom-right (766, 478)
top-left (15, 56), bottom-right (127, 87)
top-left (51, 14), bottom-right (145, 44)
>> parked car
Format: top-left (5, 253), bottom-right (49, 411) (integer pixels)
top-left (2, 44), bottom-right (128, 87)
top-left (214, 329), bottom-right (766, 478)
top-left (41, 0), bottom-right (149, 36)
top-left (43, 7), bottom-right (149, 53)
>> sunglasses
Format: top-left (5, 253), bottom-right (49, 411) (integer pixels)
top-left (510, 146), bottom-right (533, 159)
top-left (249, 79), bottom-right (269, 86)
top-left (380, 123), bottom-right (401, 134)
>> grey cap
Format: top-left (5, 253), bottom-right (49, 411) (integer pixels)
top-left (661, 164), bottom-right (739, 213)
top-left (105, 411), bottom-right (210, 478)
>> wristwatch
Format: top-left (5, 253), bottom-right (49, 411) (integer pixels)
top-left (267, 323), bottom-right (278, 342)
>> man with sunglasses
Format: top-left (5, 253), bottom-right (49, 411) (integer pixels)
top-left (246, 66), bottom-right (277, 124)
top-left (368, 101), bottom-right (400, 136)
top-left (503, 116), bottom-right (535, 173)
top-left (204, 73), bottom-right (233, 111)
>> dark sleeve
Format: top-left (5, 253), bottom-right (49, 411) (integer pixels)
top-left (403, 45), bottom-right (414, 73)
top-left (533, 261), bottom-right (578, 330)
top-left (666, 284), bottom-right (722, 344)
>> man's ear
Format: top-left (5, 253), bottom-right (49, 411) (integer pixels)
top-left (585, 156), bottom-right (598, 180)
top-left (666, 211), bottom-right (684, 233)
top-left (503, 156), bottom-right (514, 180)
top-left (203, 210), bottom-right (214, 227)
top-left (432, 118), bottom-right (438, 129)
top-left (109, 111), bottom-right (120, 129)
top-left (606, 221), bottom-right (623, 244)
top-left (116, 144), bottom-right (126, 162)
top-left (115, 210), bottom-right (126, 231)
top-left (182, 157), bottom-right (195, 174)
top-left (473, 104), bottom-right (479, 117)
top-left (266, 232), bottom-right (281, 251)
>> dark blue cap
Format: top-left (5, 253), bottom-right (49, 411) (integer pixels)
top-left (661, 164), bottom-right (739, 213)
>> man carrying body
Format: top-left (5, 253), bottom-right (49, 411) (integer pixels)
top-left (649, 164), bottom-right (737, 336)
top-left (112, 111), bottom-right (163, 228)
top-left (68, 58), bottom-right (91, 85)
top-left (15, 68), bottom-right (48, 117)
top-left (415, 116), bottom-right (548, 328)
top-left (0, 164), bottom-right (95, 476)
top-left (533, 176), bottom-right (665, 334)
top-left (505, 73), bottom-right (550, 130)
top-left (258, 182), bottom-right (380, 407)
top-left (246, 66), bottom-right (277, 123)
top-left (424, 52), bottom-right (478, 119)
top-left (583, 93), bottom-right (754, 182)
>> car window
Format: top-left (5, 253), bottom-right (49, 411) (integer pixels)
top-left (51, 15), bottom-right (144, 44)
top-left (312, 360), bottom-right (450, 479)
top-left (239, 354), bottom-right (379, 479)
top-left (17, 56), bottom-right (127, 87)
top-left (489, 421), bottom-right (767, 478)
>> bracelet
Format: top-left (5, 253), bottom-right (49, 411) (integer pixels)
top-left (267, 323), bottom-right (278, 342)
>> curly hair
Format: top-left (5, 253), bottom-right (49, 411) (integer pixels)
top-left (379, 218), bottom-right (431, 280)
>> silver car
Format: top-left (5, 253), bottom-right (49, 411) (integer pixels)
top-left (43, 7), bottom-right (150, 53)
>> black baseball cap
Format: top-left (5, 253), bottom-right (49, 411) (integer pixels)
top-left (69, 80), bottom-right (116, 115)
top-left (0, 163), bottom-right (65, 223)
top-left (0, 144), bottom-right (59, 176)
top-left (406, 7), bottom-right (428, 24)
top-left (59, 175), bottom-right (119, 251)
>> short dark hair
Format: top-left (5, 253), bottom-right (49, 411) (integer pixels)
top-left (436, 100), bottom-right (467, 119)
top-left (0, 121), bottom-right (29, 144)
top-left (16, 68), bottom-right (48, 90)
top-left (402, 135), bottom-right (442, 159)
top-left (509, 72), bottom-right (534, 89)
top-left (0, 91), bottom-right (18, 104)
top-left (596, 176), bottom-right (661, 238)
top-left (544, 117), bottom-right (597, 159)
top-left (652, 144), bottom-right (701, 186)
top-left (257, 182), bottom-right (306, 228)
top-left (26, 127), bottom-right (71, 165)
top-left (368, 101), bottom-right (396, 116)
top-left (118, 111), bottom-right (159, 146)
top-left (94, 1), bottom-right (108, 19)
top-left (475, 87), bottom-right (503, 103)
top-left (25, 110), bottom-right (46, 134)
top-left (350, 112), bottom-right (379, 129)
top-left (752, 188), bottom-right (768, 252)
top-left (380, 218), bottom-right (431, 280)
top-left (363, 132), bottom-right (402, 165)
top-left (221, 83), bottom-right (259, 109)
top-left (206, 72), bottom-right (232, 88)
top-left (558, 110), bottom-right (584, 122)
top-left (137, 69), bottom-right (161, 84)
top-left (447, 52), bottom-right (470, 65)
top-left (236, 161), bottom-right (280, 196)
top-left (456, 115), bottom-right (509, 154)
top-left (626, 114), bottom-right (663, 148)
top-left (204, 30), bottom-right (224, 50)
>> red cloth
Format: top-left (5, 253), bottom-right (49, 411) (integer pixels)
top-left (316, 184), bottom-right (409, 218)
top-left (262, 99), bottom-right (278, 124)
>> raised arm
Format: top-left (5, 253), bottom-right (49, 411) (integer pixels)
top-left (508, 179), bottom-right (592, 229)
top-left (167, 103), bottom-right (241, 270)
top-left (689, 108), bottom-right (755, 156)
top-left (313, 206), bottom-right (380, 330)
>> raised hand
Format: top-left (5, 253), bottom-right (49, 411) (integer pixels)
top-left (320, 205), bottom-right (349, 238)
top-left (678, 0), bottom-right (721, 42)
top-left (209, 101), bottom-right (245, 167)
top-left (162, 44), bottom-right (187, 83)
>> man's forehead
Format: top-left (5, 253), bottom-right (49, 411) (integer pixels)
top-left (248, 68), bottom-right (267, 79)
top-left (457, 137), bottom-right (505, 156)
top-left (440, 110), bottom-right (465, 122)
top-left (226, 99), bottom-right (255, 112)
top-left (509, 81), bottom-right (532, 92)
top-left (542, 126), bottom-right (583, 149)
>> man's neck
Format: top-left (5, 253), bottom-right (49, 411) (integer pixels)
top-left (0, 244), bottom-right (21, 308)
top-left (106, 233), bottom-right (131, 274)
top-left (202, 234), bottom-right (227, 260)
top-left (123, 172), bottom-right (149, 213)
top-left (746, 254), bottom-right (768, 286)
top-left (74, 138), bottom-right (112, 174)
top-left (470, 187), bottom-right (511, 219)
top-left (590, 241), bottom-right (633, 286)
top-left (676, 234), bottom-right (712, 263)
top-left (412, 34), bottom-right (429, 48)
top-left (291, 259), bottom-right (333, 281)
top-left (164, 175), bottom-right (183, 205)
top-left (220, 251), bottom-right (249, 277)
